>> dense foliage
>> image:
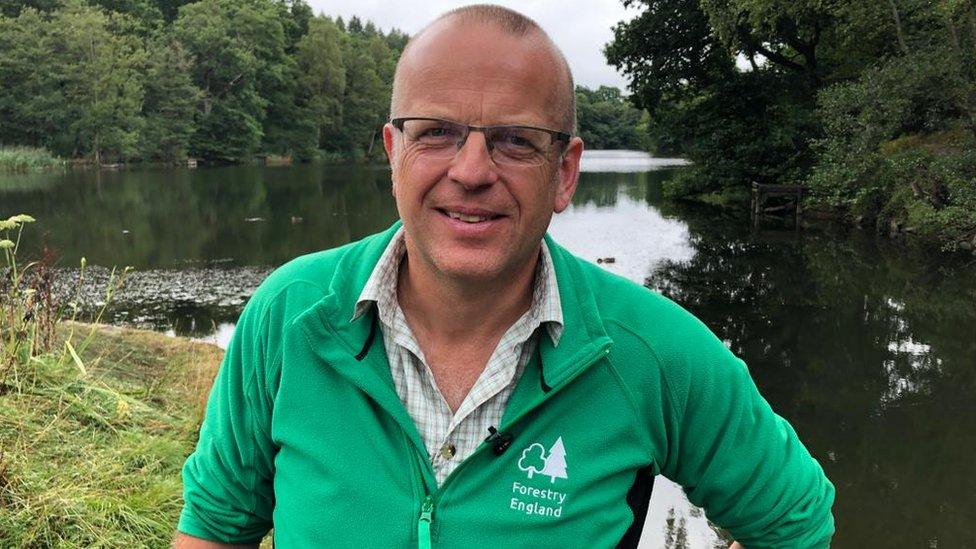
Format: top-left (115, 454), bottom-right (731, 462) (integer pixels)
top-left (574, 85), bottom-right (651, 151)
top-left (607, 0), bottom-right (976, 247)
top-left (0, 0), bottom-right (406, 163)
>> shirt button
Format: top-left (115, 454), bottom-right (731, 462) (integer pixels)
top-left (440, 443), bottom-right (456, 459)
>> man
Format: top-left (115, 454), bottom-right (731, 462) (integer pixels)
top-left (175, 5), bottom-right (834, 548)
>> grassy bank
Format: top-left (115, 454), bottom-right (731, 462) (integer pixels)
top-left (0, 323), bottom-right (222, 547)
top-left (0, 147), bottom-right (64, 172)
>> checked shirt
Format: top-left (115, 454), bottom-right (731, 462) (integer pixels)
top-left (354, 228), bottom-right (563, 484)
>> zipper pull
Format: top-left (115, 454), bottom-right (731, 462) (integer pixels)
top-left (418, 495), bottom-right (434, 549)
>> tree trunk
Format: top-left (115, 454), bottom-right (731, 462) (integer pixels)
top-left (968, 8), bottom-right (976, 53)
top-left (947, 17), bottom-right (963, 56)
top-left (888, 0), bottom-right (909, 55)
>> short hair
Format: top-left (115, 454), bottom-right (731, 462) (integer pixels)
top-left (390, 4), bottom-right (576, 134)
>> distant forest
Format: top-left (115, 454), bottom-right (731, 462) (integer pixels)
top-left (0, 0), bottom-right (650, 164)
top-left (0, 0), bottom-right (406, 163)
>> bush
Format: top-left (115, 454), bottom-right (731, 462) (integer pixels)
top-left (882, 149), bottom-right (976, 245)
top-left (805, 46), bottom-right (976, 247)
top-left (807, 47), bottom-right (963, 210)
top-left (0, 146), bottom-right (64, 172)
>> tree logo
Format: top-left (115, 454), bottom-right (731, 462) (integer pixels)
top-left (517, 437), bottom-right (568, 483)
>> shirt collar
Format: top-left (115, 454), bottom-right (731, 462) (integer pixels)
top-left (354, 227), bottom-right (564, 346)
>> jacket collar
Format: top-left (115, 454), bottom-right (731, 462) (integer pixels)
top-left (293, 221), bottom-right (613, 451)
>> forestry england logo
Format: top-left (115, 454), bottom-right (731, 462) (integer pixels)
top-left (510, 437), bottom-right (569, 518)
top-left (518, 436), bottom-right (568, 483)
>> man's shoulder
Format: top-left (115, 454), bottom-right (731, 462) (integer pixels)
top-left (245, 229), bottom-right (392, 321)
top-left (553, 242), bottom-right (733, 381)
top-left (554, 243), bottom-right (702, 338)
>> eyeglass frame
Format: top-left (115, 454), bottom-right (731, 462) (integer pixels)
top-left (389, 117), bottom-right (572, 166)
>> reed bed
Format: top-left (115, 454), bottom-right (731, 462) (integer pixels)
top-left (0, 146), bottom-right (64, 172)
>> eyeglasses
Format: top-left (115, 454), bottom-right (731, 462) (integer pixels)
top-left (390, 117), bottom-right (571, 167)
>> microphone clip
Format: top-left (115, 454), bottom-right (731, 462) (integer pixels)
top-left (485, 426), bottom-right (513, 455)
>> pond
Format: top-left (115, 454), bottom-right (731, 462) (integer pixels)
top-left (2, 151), bottom-right (974, 548)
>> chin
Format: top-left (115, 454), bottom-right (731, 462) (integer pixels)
top-left (433, 257), bottom-right (504, 281)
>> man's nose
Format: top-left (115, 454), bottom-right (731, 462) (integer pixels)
top-left (447, 130), bottom-right (498, 188)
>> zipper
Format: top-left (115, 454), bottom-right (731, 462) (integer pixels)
top-left (411, 342), bottom-right (611, 547)
top-left (417, 495), bottom-right (433, 549)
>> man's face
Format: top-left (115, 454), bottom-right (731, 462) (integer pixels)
top-left (383, 21), bottom-right (583, 284)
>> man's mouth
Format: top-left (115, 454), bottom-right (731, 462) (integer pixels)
top-left (438, 209), bottom-right (502, 223)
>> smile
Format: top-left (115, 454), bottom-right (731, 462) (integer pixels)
top-left (438, 209), bottom-right (502, 224)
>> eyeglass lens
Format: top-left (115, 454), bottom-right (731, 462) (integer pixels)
top-left (399, 119), bottom-right (553, 166)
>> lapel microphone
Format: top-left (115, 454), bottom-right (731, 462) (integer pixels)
top-left (485, 426), bottom-right (514, 455)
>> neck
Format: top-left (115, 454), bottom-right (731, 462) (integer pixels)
top-left (397, 250), bottom-right (538, 344)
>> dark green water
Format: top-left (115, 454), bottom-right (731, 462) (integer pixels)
top-left (1, 157), bottom-right (973, 548)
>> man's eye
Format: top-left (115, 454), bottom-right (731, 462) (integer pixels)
top-left (412, 124), bottom-right (459, 144)
top-left (497, 130), bottom-right (542, 151)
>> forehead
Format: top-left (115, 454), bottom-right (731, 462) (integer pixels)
top-left (396, 21), bottom-right (565, 127)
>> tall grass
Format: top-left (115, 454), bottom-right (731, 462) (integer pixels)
top-left (0, 323), bottom-right (223, 547)
top-left (0, 223), bottom-right (280, 548)
top-left (0, 146), bottom-right (65, 172)
top-left (0, 213), bottom-right (233, 546)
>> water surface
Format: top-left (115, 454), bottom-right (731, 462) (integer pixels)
top-left (2, 151), bottom-right (973, 547)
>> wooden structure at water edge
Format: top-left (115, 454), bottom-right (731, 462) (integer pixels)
top-left (751, 182), bottom-right (806, 226)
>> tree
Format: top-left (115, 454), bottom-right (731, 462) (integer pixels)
top-left (0, 7), bottom-right (53, 147)
top-left (698, 0), bottom-right (840, 86)
top-left (295, 16), bottom-right (346, 154)
top-left (518, 443), bottom-right (546, 479)
top-left (49, 0), bottom-right (147, 163)
top-left (540, 437), bottom-right (568, 483)
top-left (347, 15), bottom-right (362, 34)
top-left (260, 0), bottom-right (318, 158)
top-left (384, 27), bottom-right (409, 54)
top-left (1, 1), bottom-right (147, 162)
top-left (173, 0), bottom-right (289, 161)
top-left (0, 0), bottom-right (402, 163)
top-left (324, 30), bottom-right (393, 158)
top-left (87, 0), bottom-right (165, 34)
top-left (139, 33), bottom-right (201, 161)
top-left (0, 0), bottom-right (59, 18)
top-left (575, 85), bottom-right (649, 150)
top-left (606, 0), bottom-right (822, 195)
top-left (605, 0), bottom-right (734, 114)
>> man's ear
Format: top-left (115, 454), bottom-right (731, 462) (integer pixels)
top-left (383, 123), bottom-right (397, 195)
top-left (553, 136), bottom-right (583, 213)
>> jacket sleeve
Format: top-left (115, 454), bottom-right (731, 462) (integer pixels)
top-left (654, 314), bottom-right (835, 548)
top-left (177, 295), bottom-right (277, 543)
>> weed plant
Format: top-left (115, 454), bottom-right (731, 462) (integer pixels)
top-left (0, 214), bottom-right (53, 377)
top-left (0, 214), bottom-right (226, 546)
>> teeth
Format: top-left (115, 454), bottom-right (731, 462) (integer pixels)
top-left (447, 211), bottom-right (491, 223)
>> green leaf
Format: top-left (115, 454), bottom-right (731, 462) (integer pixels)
top-left (65, 340), bottom-right (87, 376)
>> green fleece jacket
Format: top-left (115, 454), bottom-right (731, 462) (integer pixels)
top-left (179, 222), bottom-right (835, 548)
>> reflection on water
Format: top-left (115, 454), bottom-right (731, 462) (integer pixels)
top-left (579, 150), bottom-right (691, 172)
top-left (2, 160), bottom-right (974, 548)
top-left (2, 164), bottom-right (399, 268)
top-left (550, 172), bottom-right (694, 282)
top-left (645, 202), bottom-right (976, 548)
